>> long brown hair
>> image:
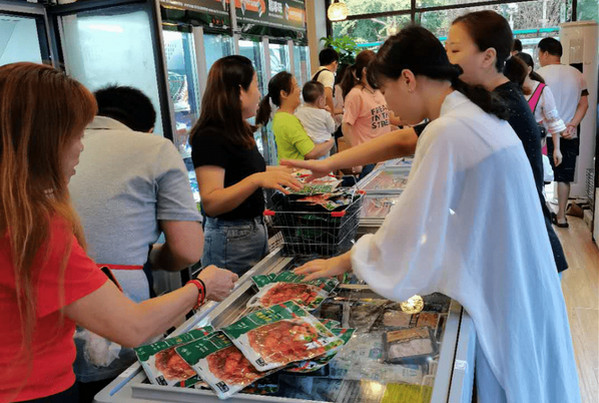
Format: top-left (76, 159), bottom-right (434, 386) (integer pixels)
top-left (0, 62), bottom-right (96, 392)
top-left (340, 50), bottom-right (376, 99)
top-left (191, 55), bottom-right (255, 148)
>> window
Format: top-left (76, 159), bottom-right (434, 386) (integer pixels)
top-left (333, 15), bottom-right (411, 44)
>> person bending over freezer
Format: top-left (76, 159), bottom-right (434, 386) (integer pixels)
top-left (291, 26), bottom-right (580, 403)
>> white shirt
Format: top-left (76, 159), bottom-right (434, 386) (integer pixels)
top-left (312, 67), bottom-right (335, 89)
top-left (537, 64), bottom-right (588, 126)
top-left (351, 91), bottom-right (580, 403)
top-left (524, 80), bottom-right (566, 135)
top-left (295, 104), bottom-right (335, 144)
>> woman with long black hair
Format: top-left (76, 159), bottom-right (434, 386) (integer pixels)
top-left (295, 25), bottom-right (579, 403)
top-left (445, 11), bottom-right (568, 272)
top-left (191, 56), bottom-right (301, 276)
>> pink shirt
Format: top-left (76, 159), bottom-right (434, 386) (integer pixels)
top-left (342, 86), bottom-right (391, 146)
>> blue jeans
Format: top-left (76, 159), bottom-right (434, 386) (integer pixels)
top-left (202, 216), bottom-right (269, 276)
top-left (358, 163), bottom-right (376, 181)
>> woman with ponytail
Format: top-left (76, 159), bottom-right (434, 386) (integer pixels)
top-left (256, 71), bottom-right (333, 162)
top-left (447, 11), bottom-right (568, 273)
top-left (0, 63), bottom-right (238, 402)
top-left (293, 25), bottom-right (579, 403)
top-left (338, 50), bottom-right (401, 179)
top-left (191, 57), bottom-right (301, 276)
top-left (504, 53), bottom-right (565, 167)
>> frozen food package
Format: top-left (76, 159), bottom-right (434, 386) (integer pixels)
top-left (222, 301), bottom-right (344, 372)
top-left (347, 300), bottom-right (388, 331)
top-left (416, 312), bottom-right (439, 329)
top-left (383, 327), bottom-right (438, 364)
top-left (248, 271), bottom-right (339, 310)
top-left (134, 326), bottom-right (213, 387)
top-left (175, 331), bottom-right (275, 400)
top-left (286, 318), bottom-right (355, 373)
top-left (290, 171), bottom-right (342, 196)
top-left (327, 331), bottom-right (425, 384)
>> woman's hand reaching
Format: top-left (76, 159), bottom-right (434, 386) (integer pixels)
top-left (294, 252), bottom-right (352, 281)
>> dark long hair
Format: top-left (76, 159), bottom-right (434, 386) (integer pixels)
top-left (190, 55), bottom-right (255, 148)
top-left (515, 51), bottom-right (545, 84)
top-left (368, 25), bottom-right (508, 120)
top-left (255, 71), bottom-right (293, 127)
top-left (340, 50), bottom-right (376, 100)
top-left (504, 56), bottom-right (531, 95)
top-left (452, 11), bottom-right (513, 73)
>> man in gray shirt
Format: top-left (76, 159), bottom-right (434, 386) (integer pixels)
top-left (69, 86), bottom-right (203, 400)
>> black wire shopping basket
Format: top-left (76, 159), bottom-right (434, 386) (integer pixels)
top-left (264, 191), bottom-right (364, 257)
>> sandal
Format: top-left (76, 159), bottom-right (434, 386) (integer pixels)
top-left (551, 213), bottom-right (569, 228)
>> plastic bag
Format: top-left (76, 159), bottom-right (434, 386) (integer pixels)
top-left (247, 271), bottom-right (338, 310)
top-left (285, 319), bottom-right (355, 373)
top-left (134, 326), bottom-right (213, 387)
top-left (74, 328), bottom-right (121, 368)
top-left (175, 331), bottom-right (276, 400)
top-left (222, 301), bottom-right (343, 372)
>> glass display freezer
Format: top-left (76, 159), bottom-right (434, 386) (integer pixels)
top-left (94, 248), bottom-right (475, 403)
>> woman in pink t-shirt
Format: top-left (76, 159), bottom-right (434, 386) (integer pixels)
top-left (340, 50), bottom-right (398, 179)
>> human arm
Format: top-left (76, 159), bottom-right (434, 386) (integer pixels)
top-left (550, 132), bottom-right (562, 166)
top-left (324, 87), bottom-right (337, 117)
top-left (304, 138), bottom-right (334, 160)
top-left (341, 123), bottom-right (357, 147)
top-left (295, 251), bottom-right (352, 281)
top-left (196, 166), bottom-right (301, 217)
top-left (148, 221), bottom-right (203, 271)
top-left (564, 94), bottom-right (589, 139)
top-left (389, 111), bottom-right (403, 127)
top-left (63, 265), bottom-right (238, 348)
top-left (281, 127), bottom-right (418, 180)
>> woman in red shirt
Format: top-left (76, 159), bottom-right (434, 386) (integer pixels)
top-left (0, 63), bottom-right (238, 403)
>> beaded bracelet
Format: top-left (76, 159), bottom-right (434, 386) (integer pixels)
top-left (187, 279), bottom-right (206, 310)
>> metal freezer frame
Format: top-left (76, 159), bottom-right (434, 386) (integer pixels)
top-left (94, 247), bottom-right (475, 403)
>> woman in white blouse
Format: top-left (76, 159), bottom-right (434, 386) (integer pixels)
top-left (294, 26), bottom-right (580, 403)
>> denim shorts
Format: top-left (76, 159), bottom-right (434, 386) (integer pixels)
top-left (202, 216), bottom-right (269, 276)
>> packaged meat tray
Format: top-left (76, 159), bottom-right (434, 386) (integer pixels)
top-left (383, 327), bottom-right (438, 364)
top-left (222, 301), bottom-right (344, 372)
top-left (134, 326), bottom-right (213, 387)
top-left (286, 319), bottom-right (355, 373)
top-left (247, 271), bottom-right (339, 310)
top-left (175, 331), bottom-right (275, 400)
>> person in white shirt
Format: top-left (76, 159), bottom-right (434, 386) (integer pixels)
top-left (295, 25), bottom-right (580, 403)
top-left (536, 37), bottom-right (589, 227)
top-left (295, 81), bottom-right (336, 159)
top-left (312, 48), bottom-right (342, 119)
top-left (504, 52), bottom-right (565, 167)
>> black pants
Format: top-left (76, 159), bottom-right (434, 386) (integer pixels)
top-left (77, 378), bottom-right (113, 403)
top-left (21, 383), bottom-right (78, 403)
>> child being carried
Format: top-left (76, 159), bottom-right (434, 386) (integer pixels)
top-left (295, 81), bottom-right (336, 159)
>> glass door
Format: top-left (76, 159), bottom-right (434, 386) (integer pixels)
top-left (268, 41), bottom-right (290, 76)
top-left (293, 44), bottom-right (311, 88)
top-left (162, 27), bottom-right (202, 201)
top-left (58, 3), bottom-right (169, 136)
top-left (203, 32), bottom-right (233, 75)
top-left (0, 11), bottom-right (48, 65)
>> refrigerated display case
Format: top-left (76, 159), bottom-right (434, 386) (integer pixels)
top-left (358, 166), bottom-right (411, 194)
top-left (57, 3), bottom-right (169, 136)
top-left (94, 248), bottom-right (475, 403)
top-left (0, 1), bottom-right (51, 66)
top-left (293, 43), bottom-right (311, 87)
